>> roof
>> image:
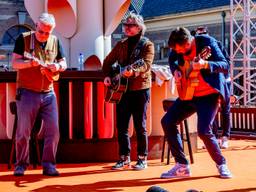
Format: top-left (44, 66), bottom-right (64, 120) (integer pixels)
top-left (140, 0), bottom-right (230, 19)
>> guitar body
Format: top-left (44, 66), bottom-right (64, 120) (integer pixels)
top-left (177, 62), bottom-right (196, 100)
top-left (105, 65), bottom-right (128, 103)
top-left (105, 78), bottom-right (128, 103)
top-left (104, 59), bottom-right (144, 103)
top-left (177, 46), bottom-right (211, 101)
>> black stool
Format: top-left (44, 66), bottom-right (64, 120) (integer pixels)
top-left (161, 98), bottom-right (194, 164)
top-left (8, 101), bottom-right (41, 169)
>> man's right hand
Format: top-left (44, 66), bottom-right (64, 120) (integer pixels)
top-left (30, 57), bottom-right (40, 67)
top-left (104, 77), bottom-right (111, 86)
top-left (174, 70), bottom-right (182, 83)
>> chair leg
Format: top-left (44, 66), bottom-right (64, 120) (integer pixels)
top-left (167, 143), bottom-right (171, 165)
top-left (8, 102), bottom-right (18, 170)
top-left (184, 119), bottom-right (194, 164)
top-left (35, 135), bottom-right (41, 166)
top-left (161, 136), bottom-right (166, 162)
top-left (180, 122), bottom-right (185, 149)
top-left (161, 120), bottom-right (194, 165)
top-left (8, 135), bottom-right (16, 170)
top-left (30, 133), bottom-right (41, 169)
top-left (30, 137), bottom-right (37, 169)
top-left (31, 116), bottom-right (42, 169)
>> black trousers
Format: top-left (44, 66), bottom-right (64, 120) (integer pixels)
top-left (116, 88), bottom-right (150, 157)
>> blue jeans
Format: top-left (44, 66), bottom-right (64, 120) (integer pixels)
top-left (213, 80), bottom-right (231, 138)
top-left (212, 97), bottom-right (231, 138)
top-left (15, 88), bottom-right (59, 168)
top-left (161, 93), bottom-right (226, 165)
top-left (116, 89), bottom-right (150, 157)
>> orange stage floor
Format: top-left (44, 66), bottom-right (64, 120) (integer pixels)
top-left (0, 139), bottom-right (256, 192)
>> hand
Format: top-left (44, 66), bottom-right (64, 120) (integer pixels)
top-left (192, 58), bottom-right (208, 70)
top-left (47, 63), bottom-right (60, 72)
top-left (30, 57), bottom-right (40, 67)
top-left (104, 77), bottom-right (112, 86)
top-left (123, 67), bottom-right (133, 77)
top-left (174, 70), bottom-right (182, 83)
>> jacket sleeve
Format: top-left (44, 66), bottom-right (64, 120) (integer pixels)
top-left (139, 40), bottom-right (154, 73)
top-left (202, 37), bottom-right (230, 74)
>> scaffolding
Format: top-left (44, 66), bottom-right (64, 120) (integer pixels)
top-left (230, 0), bottom-right (256, 106)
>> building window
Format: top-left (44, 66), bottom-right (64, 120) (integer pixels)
top-left (2, 25), bottom-right (32, 45)
top-left (0, 24), bottom-right (32, 69)
top-left (160, 47), bottom-right (169, 60)
top-left (1, 24), bottom-right (32, 45)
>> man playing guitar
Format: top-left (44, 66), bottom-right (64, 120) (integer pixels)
top-left (11, 13), bottom-right (67, 176)
top-left (161, 27), bottom-right (232, 179)
top-left (103, 12), bottom-right (154, 170)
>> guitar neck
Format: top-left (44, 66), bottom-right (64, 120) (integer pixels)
top-left (126, 59), bottom-right (144, 71)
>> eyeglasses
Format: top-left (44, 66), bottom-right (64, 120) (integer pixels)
top-left (123, 23), bottom-right (138, 28)
top-left (38, 29), bottom-right (50, 36)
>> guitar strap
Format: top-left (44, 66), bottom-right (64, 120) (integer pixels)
top-left (129, 37), bottom-right (148, 76)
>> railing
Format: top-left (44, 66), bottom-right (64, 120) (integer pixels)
top-left (230, 106), bottom-right (256, 136)
top-left (217, 106), bottom-right (256, 137)
top-left (0, 71), bottom-right (169, 162)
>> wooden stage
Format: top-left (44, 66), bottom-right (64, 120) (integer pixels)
top-left (1, 138), bottom-right (256, 192)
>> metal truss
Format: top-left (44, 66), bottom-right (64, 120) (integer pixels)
top-left (230, 0), bottom-right (256, 106)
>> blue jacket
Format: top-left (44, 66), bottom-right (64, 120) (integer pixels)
top-left (168, 35), bottom-right (230, 101)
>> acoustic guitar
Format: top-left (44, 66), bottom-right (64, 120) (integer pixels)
top-left (24, 51), bottom-right (60, 81)
top-left (177, 46), bottom-right (211, 100)
top-left (105, 59), bottom-right (145, 103)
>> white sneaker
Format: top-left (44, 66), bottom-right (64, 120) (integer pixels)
top-left (220, 136), bottom-right (229, 149)
top-left (160, 163), bottom-right (191, 179)
top-left (217, 164), bottom-right (232, 178)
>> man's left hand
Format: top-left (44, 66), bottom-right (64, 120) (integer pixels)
top-left (123, 68), bottom-right (134, 77)
top-left (47, 63), bottom-right (60, 72)
top-left (192, 58), bottom-right (208, 70)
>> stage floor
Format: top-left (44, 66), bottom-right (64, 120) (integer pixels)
top-left (1, 139), bottom-right (256, 192)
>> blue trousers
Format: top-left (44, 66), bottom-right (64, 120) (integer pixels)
top-left (15, 88), bottom-right (59, 168)
top-left (161, 93), bottom-right (226, 165)
top-left (213, 81), bottom-right (231, 138)
top-left (116, 89), bottom-right (150, 157)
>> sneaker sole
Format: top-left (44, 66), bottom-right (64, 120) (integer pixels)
top-left (43, 171), bottom-right (60, 176)
top-left (160, 174), bottom-right (191, 179)
top-left (111, 165), bottom-right (131, 170)
top-left (133, 165), bottom-right (148, 171)
top-left (220, 174), bottom-right (232, 179)
top-left (14, 173), bottom-right (24, 176)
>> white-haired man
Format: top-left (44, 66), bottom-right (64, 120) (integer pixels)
top-left (103, 12), bottom-right (154, 170)
top-left (12, 12), bottom-right (67, 176)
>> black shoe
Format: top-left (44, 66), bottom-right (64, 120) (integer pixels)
top-left (14, 165), bottom-right (26, 176)
top-left (133, 157), bottom-right (147, 170)
top-left (112, 156), bottom-right (131, 170)
top-left (43, 167), bottom-right (60, 176)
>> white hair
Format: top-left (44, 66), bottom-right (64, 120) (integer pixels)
top-left (125, 12), bottom-right (146, 35)
top-left (38, 13), bottom-right (56, 28)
